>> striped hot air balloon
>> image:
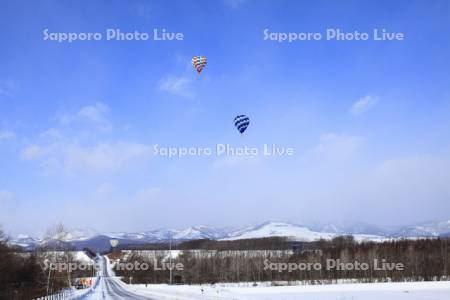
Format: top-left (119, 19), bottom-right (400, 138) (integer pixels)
top-left (234, 115), bottom-right (250, 134)
top-left (191, 56), bottom-right (207, 74)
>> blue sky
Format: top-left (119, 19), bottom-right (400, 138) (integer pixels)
top-left (1, 0), bottom-right (450, 235)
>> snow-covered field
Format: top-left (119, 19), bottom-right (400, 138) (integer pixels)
top-left (124, 281), bottom-right (450, 300)
top-left (74, 251), bottom-right (95, 263)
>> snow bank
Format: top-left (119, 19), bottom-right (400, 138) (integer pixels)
top-left (127, 281), bottom-right (450, 300)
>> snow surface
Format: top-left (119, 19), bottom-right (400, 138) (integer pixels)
top-left (224, 221), bottom-right (387, 242)
top-left (74, 251), bottom-right (95, 264)
top-left (399, 220), bottom-right (450, 237)
top-left (124, 281), bottom-right (450, 300)
top-left (68, 255), bottom-right (450, 300)
top-left (225, 221), bottom-right (335, 241)
top-left (63, 228), bottom-right (99, 241)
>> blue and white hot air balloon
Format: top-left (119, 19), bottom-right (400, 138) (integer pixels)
top-left (234, 115), bottom-right (250, 134)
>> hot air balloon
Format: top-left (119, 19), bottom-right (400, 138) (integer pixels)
top-left (110, 239), bottom-right (119, 248)
top-left (191, 56), bottom-right (207, 74)
top-left (234, 115), bottom-right (250, 134)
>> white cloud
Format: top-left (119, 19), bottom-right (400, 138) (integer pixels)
top-left (21, 141), bottom-right (151, 174)
top-left (58, 102), bottom-right (112, 131)
top-left (213, 155), bottom-right (261, 169)
top-left (21, 102), bottom-right (153, 175)
top-left (312, 133), bottom-right (363, 161)
top-left (0, 190), bottom-right (13, 201)
top-left (348, 155), bottom-right (450, 223)
top-left (374, 155), bottom-right (450, 189)
top-left (96, 182), bottom-right (115, 199)
top-left (136, 187), bottom-right (162, 201)
top-left (158, 75), bottom-right (192, 97)
top-left (0, 130), bottom-right (16, 140)
top-left (21, 144), bottom-right (48, 160)
top-left (350, 95), bottom-right (378, 115)
top-left (0, 190), bottom-right (14, 226)
top-left (0, 80), bottom-right (19, 97)
top-left (224, 0), bottom-right (244, 8)
top-left (133, 2), bottom-right (151, 18)
top-left (39, 128), bottom-right (62, 140)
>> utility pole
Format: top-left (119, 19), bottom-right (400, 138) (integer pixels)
top-left (169, 233), bottom-right (173, 285)
top-left (46, 267), bottom-right (51, 295)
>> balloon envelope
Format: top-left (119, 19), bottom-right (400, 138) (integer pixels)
top-left (110, 239), bottom-right (119, 248)
top-left (191, 56), bottom-right (207, 74)
top-left (234, 115), bottom-right (250, 134)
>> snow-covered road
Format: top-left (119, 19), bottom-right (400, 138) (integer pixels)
top-left (79, 256), bottom-right (157, 300)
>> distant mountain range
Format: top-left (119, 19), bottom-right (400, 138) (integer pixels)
top-left (10, 220), bottom-right (450, 252)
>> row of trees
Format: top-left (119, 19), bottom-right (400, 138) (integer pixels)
top-left (118, 237), bottom-right (297, 251)
top-left (114, 236), bottom-right (450, 285)
top-left (0, 229), bottom-right (48, 299)
top-left (0, 225), bottom-right (94, 300)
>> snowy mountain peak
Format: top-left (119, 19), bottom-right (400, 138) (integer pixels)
top-left (173, 225), bottom-right (226, 240)
top-left (396, 220), bottom-right (450, 237)
top-left (16, 233), bottom-right (33, 239)
top-left (9, 219), bottom-right (450, 251)
top-left (226, 221), bottom-right (334, 241)
top-left (63, 228), bottom-right (99, 241)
